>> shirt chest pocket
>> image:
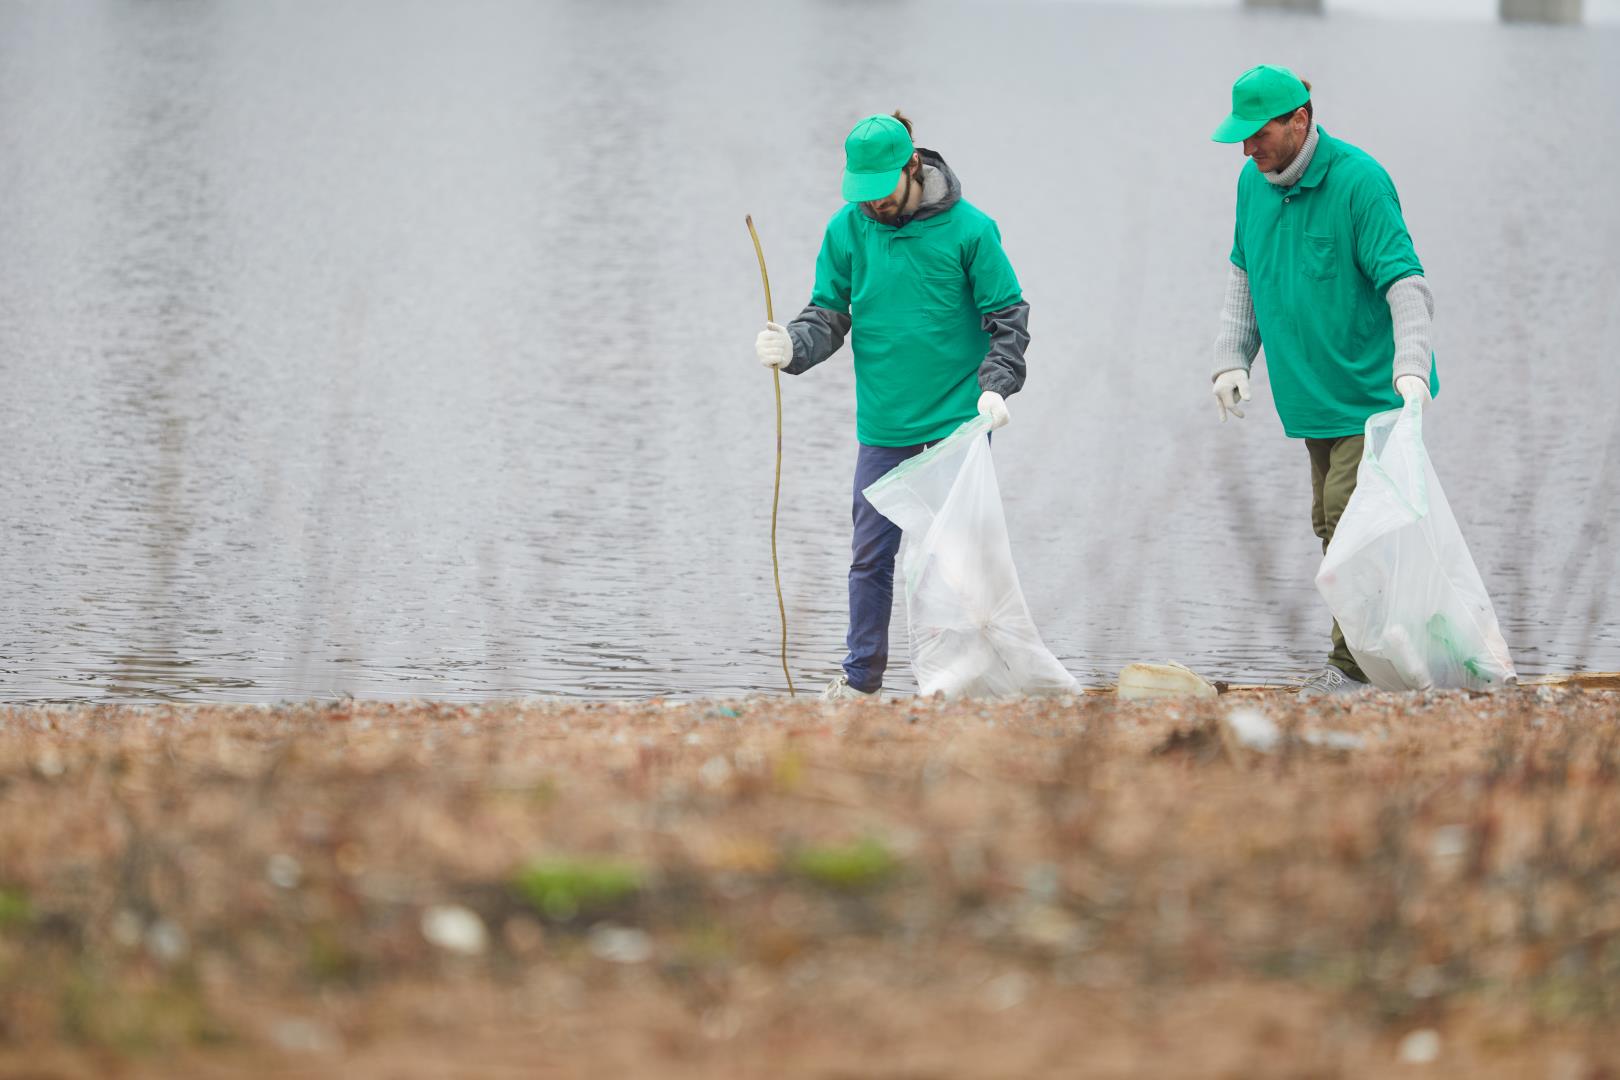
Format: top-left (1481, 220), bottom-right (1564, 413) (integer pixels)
top-left (912, 255), bottom-right (967, 306)
top-left (1303, 232), bottom-right (1339, 282)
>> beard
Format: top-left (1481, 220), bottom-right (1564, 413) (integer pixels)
top-left (866, 167), bottom-right (920, 223)
top-left (1269, 127), bottom-right (1309, 174)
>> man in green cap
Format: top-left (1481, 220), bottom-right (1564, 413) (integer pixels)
top-left (753, 110), bottom-right (1030, 702)
top-left (1207, 65), bottom-right (1439, 698)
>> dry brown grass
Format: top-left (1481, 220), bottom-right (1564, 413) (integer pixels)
top-left (1, 689), bottom-right (1618, 1078)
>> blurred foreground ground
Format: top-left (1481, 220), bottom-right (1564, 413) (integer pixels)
top-left (2, 688), bottom-right (1618, 1078)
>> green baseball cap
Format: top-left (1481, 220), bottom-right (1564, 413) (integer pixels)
top-left (841, 114), bottom-right (915, 202)
top-left (1211, 65), bottom-right (1310, 143)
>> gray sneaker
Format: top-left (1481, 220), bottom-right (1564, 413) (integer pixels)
top-left (1297, 667), bottom-right (1369, 700)
top-left (821, 675), bottom-right (877, 702)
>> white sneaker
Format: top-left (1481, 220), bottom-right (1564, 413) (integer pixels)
top-left (1297, 667), bottom-right (1370, 700)
top-left (821, 675), bottom-right (876, 702)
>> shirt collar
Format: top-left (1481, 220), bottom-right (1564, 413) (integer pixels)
top-left (1292, 125), bottom-right (1335, 191)
top-left (1264, 120), bottom-right (1318, 187)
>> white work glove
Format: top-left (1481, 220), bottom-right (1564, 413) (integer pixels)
top-left (977, 390), bottom-right (1009, 430)
top-left (755, 321), bottom-right (793, 370)
top-left (1396, 374), bottom-right (1431, 410)
top-left (1213, 369), bottom-right (1251, 422)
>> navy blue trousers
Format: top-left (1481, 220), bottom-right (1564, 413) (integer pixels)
top-left (843, 434), bottom-right (987, 693)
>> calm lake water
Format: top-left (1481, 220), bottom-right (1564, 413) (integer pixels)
top-left (1, 0), bottom-right (1616, 703)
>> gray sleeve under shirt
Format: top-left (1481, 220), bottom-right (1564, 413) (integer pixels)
top-left (1387, 275), bottom-right (1435, 390)
top-left (979, 301), bottom-right (1029, 398)
top-left (1212, 266), bottom-right (1436, 392)
top-left (782, 299), bottom-right (1030, 399)
top-left (1211, 265), bottom-right (1261, 380)
top-left (782, 305), bottom-right (851, 376)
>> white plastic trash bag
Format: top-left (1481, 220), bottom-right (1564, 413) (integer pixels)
top-left (1315, 400), bottom-right (1515, 692)
top-left (862, 416), bottom-right (1078, 700)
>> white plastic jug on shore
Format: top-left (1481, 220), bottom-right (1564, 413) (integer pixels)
top-left (863, 416), bottom-right (1078, 700)
top-left (1117, 661), bottom-right (1217, 700)
top-left (1315, 399), bottom-right (1515, 692)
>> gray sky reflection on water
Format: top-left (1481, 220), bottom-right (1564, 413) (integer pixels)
top-left (0, 0), bottom-right (1615, 703)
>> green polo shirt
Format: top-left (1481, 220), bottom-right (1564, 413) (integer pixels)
top-left (811, 200), bottom-right (1023, 447)
top-left (1231, 128), bottom-right (1439, 439)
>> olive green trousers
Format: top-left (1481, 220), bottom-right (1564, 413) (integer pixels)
top-left (1307, 435), bottom-right (1370, 683)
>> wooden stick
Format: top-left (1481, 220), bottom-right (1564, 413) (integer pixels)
top-left (746, 215), bottom-right (795, 697)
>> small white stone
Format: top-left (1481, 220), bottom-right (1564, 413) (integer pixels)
top-left (588, 924), bottom-right (652, 964)
top-left (271, 1017), bottom-right (340, 1054)
top-left (35, 749), bottom-right (65, 779)
top-left (1431, 826), bottom-right (1469, 860)
top-left (145, 919), bottom-right (189, 964)
top-left (982, 972), bottom-right (1031, 1012)
top-left (267, 854), bottom-right (303, 890)
top-left (1224, 708), bottom-right (1280, 753)
top-left (420, 905), bottom-right (488, 956)
top-left (111, 909), bottom-right (144, 948)
top-left (698, 755), bottom-right (732, 790)
top-left (1022, 863), bottom-right (1060, 903)
top-left (1397, 1028), bottom-right (1441, 1065)
top-left (1302, 728), bottom-right (1366, 751)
